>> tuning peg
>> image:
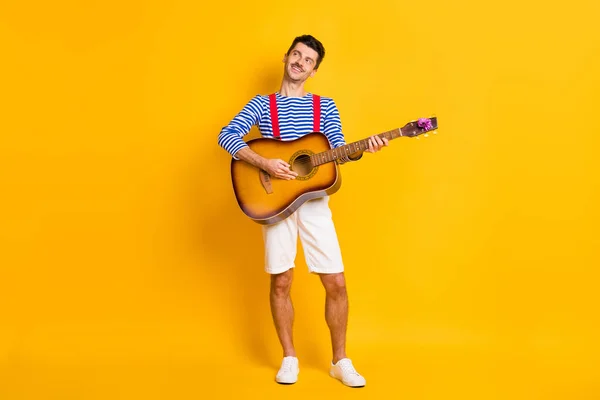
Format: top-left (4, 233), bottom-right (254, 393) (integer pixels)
top-left (424, 133), bottom-right (429, 137)
top-left (432, 130), bottom-right (438, 134)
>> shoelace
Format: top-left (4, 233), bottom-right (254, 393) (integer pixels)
top-left (280, 359), bottom-right (297, 372)
top-left (338, 360), bottom-right (360, 376)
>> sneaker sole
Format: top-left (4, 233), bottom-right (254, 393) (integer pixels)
top-left (276, 372), bottom-right (298, 385)
top-left (275, 377), bottom-right (298, 385)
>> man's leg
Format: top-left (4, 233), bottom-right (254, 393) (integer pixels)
top-left (295, 197), bottom-right (366, 387)
top-left (270, 268), bottom-right (296, 357)
top-left (270, 268), bottom-right (300, 384)
top-left (320, 272), bottom-right (366, 387)
top-left (262, 214), bottom-right (300, 384)
top-left (319, 272), bottom-right (348, 363)
top-left (295, 197), bottom-right (349, 363)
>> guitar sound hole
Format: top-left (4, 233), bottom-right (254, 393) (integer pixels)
top-left (291, 154), bottom-right (313, 177)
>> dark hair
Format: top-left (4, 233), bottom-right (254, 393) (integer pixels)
top-left (286, 35), bottom-right (325, 69)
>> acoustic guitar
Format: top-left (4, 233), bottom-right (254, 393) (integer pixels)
top-left (230, 117), bottom-right (438, 225)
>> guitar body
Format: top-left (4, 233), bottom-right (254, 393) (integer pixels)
top-left (231, 132), bottom-right (340, 225)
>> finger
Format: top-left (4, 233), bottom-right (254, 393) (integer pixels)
top-left (281, 166), bottom-right (297, 176)
top-left (278, 172), bottom-right (296, 180)
top-left (279, 170), bottom-right (296, 178)
top-left (372, 137), bottom-right (380, 151)
top-left (383, 137), bottom-right (389, 146)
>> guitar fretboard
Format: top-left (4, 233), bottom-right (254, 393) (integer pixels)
top-left (310, 127), bottom-right (402, 166)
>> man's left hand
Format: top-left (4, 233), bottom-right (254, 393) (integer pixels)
top-left (366, 135), bottom-right (389, 153)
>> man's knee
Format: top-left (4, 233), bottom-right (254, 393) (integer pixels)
top-left (271, 269), bottom-right (293, 296)
top-left (320, 272), bottom-right (347, 298)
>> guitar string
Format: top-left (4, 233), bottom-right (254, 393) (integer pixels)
top-left (277, 131), bottom-right (405, 168)
top-left (268, 130), bottom-right (432, 171)
top-left (289, 149), bottom-right (365, 167)
top-left (290, 143), bottom-right (371, 166)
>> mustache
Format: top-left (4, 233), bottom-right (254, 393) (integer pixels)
top-left (291, 63), bottom-right (304, 72)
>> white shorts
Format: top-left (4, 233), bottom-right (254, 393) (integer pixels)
top-left (261, 196), bottom-right (345, 274)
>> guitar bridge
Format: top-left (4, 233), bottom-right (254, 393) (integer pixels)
top-left (259, 170), bottom-right (273, 194)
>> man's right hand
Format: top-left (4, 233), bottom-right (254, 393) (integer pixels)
top-left (262, 159), bottom-right (298, 180)
top-left (234, 148), bottom-right (298, 180)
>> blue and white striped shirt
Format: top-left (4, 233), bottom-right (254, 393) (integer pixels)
top-left (218, 92), bottom-right (347, 159)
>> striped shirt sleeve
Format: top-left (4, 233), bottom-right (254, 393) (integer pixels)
top-left (322, 98), bottom-right (346, 149)
top-left (217, 95), bottom-right (264, 159)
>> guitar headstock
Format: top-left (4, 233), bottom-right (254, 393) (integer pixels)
top-left (401, 116), bottom-right (438, 138)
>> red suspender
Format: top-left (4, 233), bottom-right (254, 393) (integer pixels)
top-left (269, 93), bottom-right (321, 138)
top-left (269, 93), bottom-right (281, 139)
top-left (313, 94), bottom-right (321, 132)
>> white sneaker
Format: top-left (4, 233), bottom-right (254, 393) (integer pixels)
top-left (275, 356), bottom-right (299, 384)
top-left (330, 358), bottom-right (366, 387)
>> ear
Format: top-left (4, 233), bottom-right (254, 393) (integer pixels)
top-left (310, 69), bottom-right (317, 78)
top-left (282, 53), bottom-right (287, 63)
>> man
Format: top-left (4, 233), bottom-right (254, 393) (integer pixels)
top-left (217, 34), bottom-right (388, 387)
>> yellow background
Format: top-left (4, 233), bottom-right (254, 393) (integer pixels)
top-left (1, 0), bottom-right (599, 398)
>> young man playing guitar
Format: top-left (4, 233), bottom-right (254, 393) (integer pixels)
top-left (218, 34), bottom-right (388, 387)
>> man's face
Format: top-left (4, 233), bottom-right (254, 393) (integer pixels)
top-left (283, 42), bottom-right (319, 83)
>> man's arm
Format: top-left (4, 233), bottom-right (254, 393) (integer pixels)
top-left (322, 98), bottom-right (387, 164)
top-left (235, 147), bottom-right (297, 180)
top-left (322, 98), bottom-right (363, 164)
top-left (217, 95), bottom-right (263, 158)
top-left (218, 96), bottom-right (297, 180)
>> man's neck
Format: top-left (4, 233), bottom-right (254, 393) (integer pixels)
top-left (279, 79), bottom-right (307, 97)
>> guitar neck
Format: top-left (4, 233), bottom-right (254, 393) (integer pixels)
top-left (310, 127), bottom-right (403, 166)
